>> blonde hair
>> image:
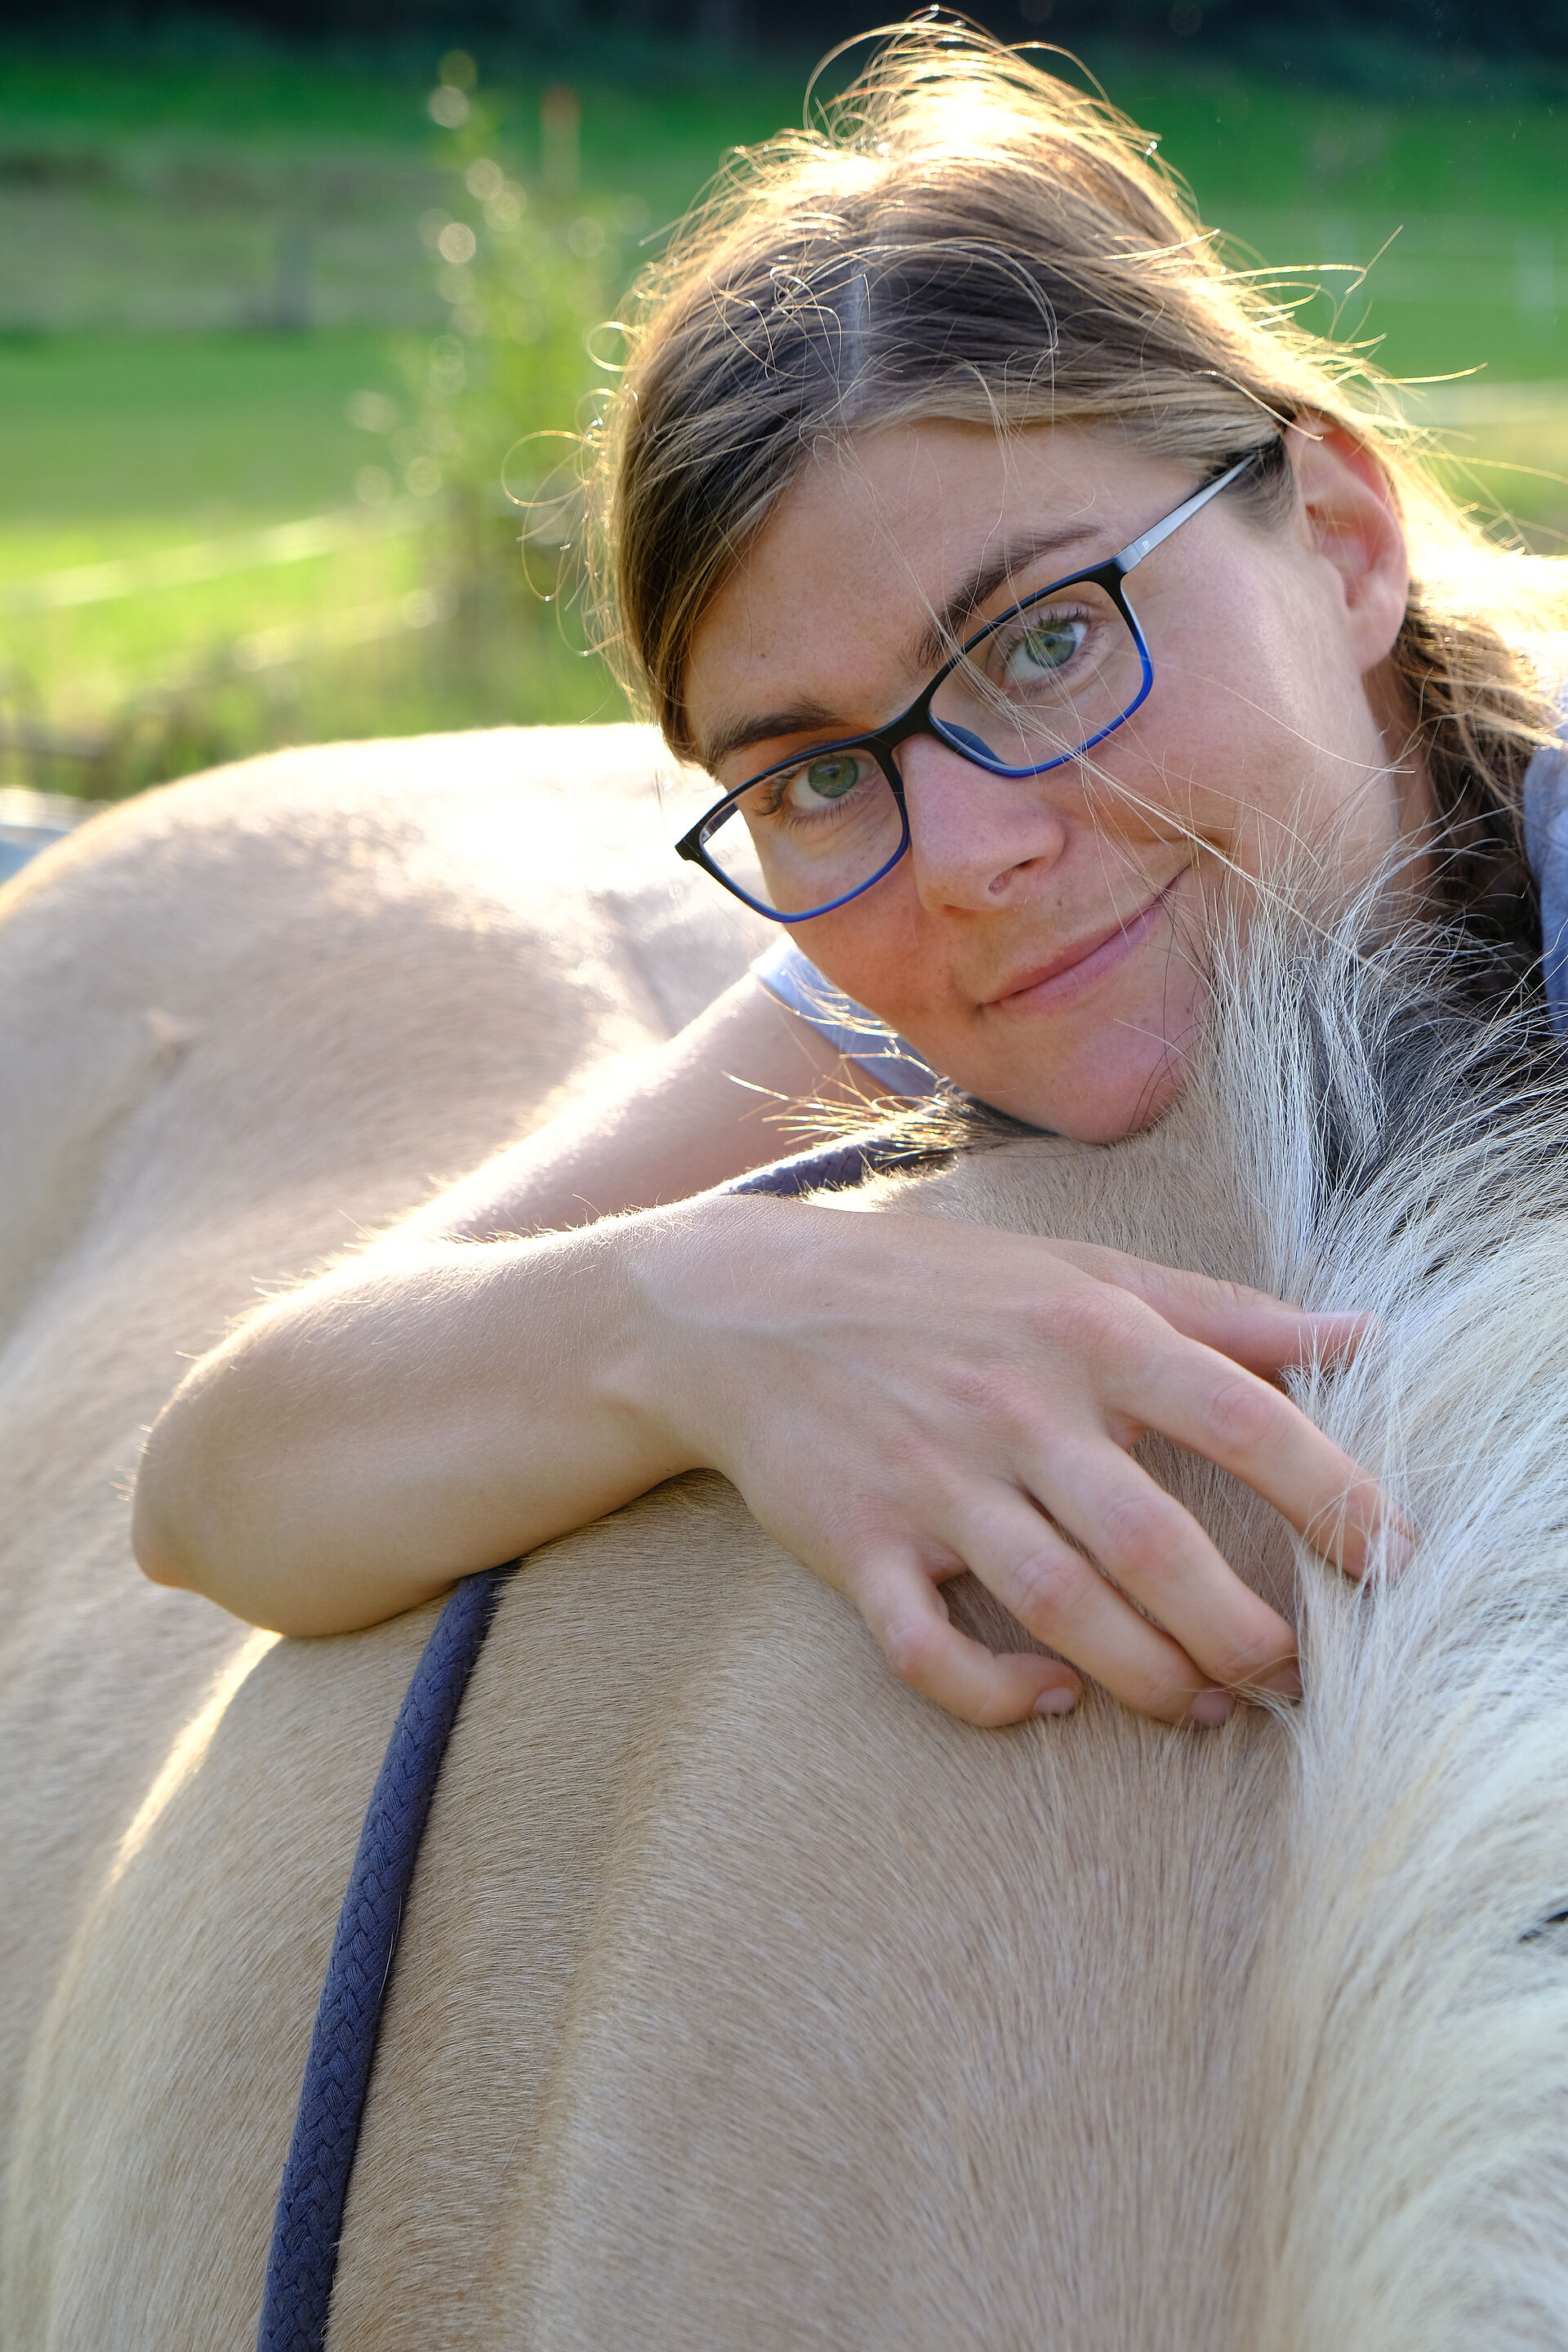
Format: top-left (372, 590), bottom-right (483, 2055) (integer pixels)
top-left (584, 19), bottom-right (1568, 951)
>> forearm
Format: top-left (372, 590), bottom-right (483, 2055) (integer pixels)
top-left (131, 1210), bottom-right (705, 1635)
top-left (130, 969), bottom-right (874, 1636)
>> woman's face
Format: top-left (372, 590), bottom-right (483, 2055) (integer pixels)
top-left (684, 420), bottom-right (1421, 1140)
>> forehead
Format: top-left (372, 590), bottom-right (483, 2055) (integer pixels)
top-left (770, 419), bottom-right (1143, 564)
top-left (683, 420), bottom-right (1188, 764)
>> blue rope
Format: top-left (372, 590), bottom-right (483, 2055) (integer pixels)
top-left (252, 1135), bottom-right (906, 2349)
top-left (724, 1132), bottom-right (943, 1197)
top-left (252, 1132), bottom-right (911, 2344)
top-left (256, 1565), bottom-right (511, 2352)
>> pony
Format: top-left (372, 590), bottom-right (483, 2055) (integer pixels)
top-left (3, 727), bottom-right (1568, 2350)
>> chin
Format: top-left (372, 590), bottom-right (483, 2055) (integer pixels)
top-left (1046, 1071), bottom-right (1187, 1144)
top-left (1091, 1060), bottom-right (1191, 1141)
top-left (957, 925), bottom-right (1211, 1140)
top-left (977, 1012), bottom-right (1201, 1144)
top-left (960, 1054), bottom-right (1180, 1143)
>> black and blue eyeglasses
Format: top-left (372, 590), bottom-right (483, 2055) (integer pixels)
top-left (674, 447), bottom-right (1265, 923)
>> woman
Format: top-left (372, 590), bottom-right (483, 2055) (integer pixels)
top-left (131, 24), bottom-right (1565, 1731)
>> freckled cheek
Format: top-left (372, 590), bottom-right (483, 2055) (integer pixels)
top-left (1092, 729), bottom-right (1254, 859)
top-left (1113, 650), bottom-right (1320, 859)
top-left (788, 900), bottom-right (935, 1031)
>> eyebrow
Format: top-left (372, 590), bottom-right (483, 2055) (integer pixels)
top-left (697, 520), bottom-right (1100, 775)
top-left (909, 523), bottom-right (1098, 670)
top-left (700, 698), bottom-right (843, 775)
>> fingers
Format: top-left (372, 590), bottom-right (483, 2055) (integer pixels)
top-left (1124, 1334), bottom-right (1390, 1577)
top-left (1020, 1447), bottom-right (1302, 1699)
top-left (1043, 1241), bottom-right (1368, 1379)
top-left (719, 1221), bottom-right (1396, 1735)
top-left (856, 1557), bottom-right (1083, 1730)
top-left (941, 1485), bottom-right (1270, 1726)
top-left (1037, 1254), bottom-right (1394, 1578)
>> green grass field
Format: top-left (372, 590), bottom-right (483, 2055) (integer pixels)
top-left (2, 41), bottom-right (1566, 800)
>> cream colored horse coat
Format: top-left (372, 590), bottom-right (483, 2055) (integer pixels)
top-left (2, 726), bottom-right (1568, 2350)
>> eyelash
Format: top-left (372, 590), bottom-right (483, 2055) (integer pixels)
top-left (985, 600), bottom-right (1092, 666)
top-left (751, 757), bottom-right (872, 819)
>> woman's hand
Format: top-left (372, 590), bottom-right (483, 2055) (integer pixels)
top-left (629, 1196), bottom-right (1384, 1730)
top-left (138, 1175), bottom-right (1383, 1735)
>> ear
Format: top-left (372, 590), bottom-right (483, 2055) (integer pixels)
top-left (1285, 421), bottom-right (1410, 674)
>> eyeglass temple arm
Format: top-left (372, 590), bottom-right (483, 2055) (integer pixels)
top-left (1110, 449), bottom-right (1263, 577)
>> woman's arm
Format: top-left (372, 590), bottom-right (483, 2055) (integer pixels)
top-left (133, 971), bottom-right (1387, 1728)
top-left (133, 1205), bottom-right (705, 1635)
top-left (130, 970), bottom-right (871, 1627)
top-left (400, 969), bottom-right (869, 1241)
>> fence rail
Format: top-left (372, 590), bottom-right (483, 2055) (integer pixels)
top-left (0, 500), bottom-right (438, 617)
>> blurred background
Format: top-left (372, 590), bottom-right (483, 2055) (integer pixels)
top-left (0, 0), bottom-right (1565, 819)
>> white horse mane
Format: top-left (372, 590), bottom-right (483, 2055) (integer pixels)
top-left (906, 888), bottom-right (1568, 2344)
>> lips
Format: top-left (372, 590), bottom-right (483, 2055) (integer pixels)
top-left (983, 878), bottom-right (1182, 1011)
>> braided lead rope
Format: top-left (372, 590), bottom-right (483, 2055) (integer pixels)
top-left (253, 1134), bottom-right (918, 2347)
top-left (256, 1565), bottom-right (512, 2352)
top-left (724, 1131), bottom-right (947, 1196)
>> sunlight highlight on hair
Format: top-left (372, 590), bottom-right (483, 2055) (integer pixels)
top-left (571, 11), bottom-right (1566, 941)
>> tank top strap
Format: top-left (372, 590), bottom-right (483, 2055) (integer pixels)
top-left (751, 937), bottom-right (938, 1098)
top-left (1525, 721), bottom-right (1568, 1037)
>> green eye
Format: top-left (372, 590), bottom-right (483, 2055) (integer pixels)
top-left (788, 754), bottom-right (865, 808)
top-left (1005, 614), bottom-right (1086, 681)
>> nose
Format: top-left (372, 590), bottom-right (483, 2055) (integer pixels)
top-left (896, 732), bottom-right (1071, 913)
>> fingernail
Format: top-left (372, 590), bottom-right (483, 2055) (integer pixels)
top-left (1033, 1686), bottom-right (1078, 1718)
top-left (1260, 1664), bottom-right (1303, 1702)
top-left (1187, 1689), bottom-right (1235, 1728)
top-left (1382, 1521), bottom-right (1416, 1575)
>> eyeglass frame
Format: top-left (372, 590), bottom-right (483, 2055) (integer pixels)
top-left (675, 444), bottom-right (1268, 924)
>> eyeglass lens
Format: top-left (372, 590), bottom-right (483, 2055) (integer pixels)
top-left (684, 577), bottom-right (1143, 919)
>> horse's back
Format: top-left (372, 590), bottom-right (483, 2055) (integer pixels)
top-left (0, 742), bottom-right (1295, 2346)
top-left (9, 747), bottom-right (1568, 2350)
top-left (0, 726), bottom-right (767, 2232)
top-left (8, 1468), bottom-right (1291, 2351)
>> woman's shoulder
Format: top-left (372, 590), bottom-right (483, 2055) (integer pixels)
top-left (751, 938), bottom-right (937, 1099)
